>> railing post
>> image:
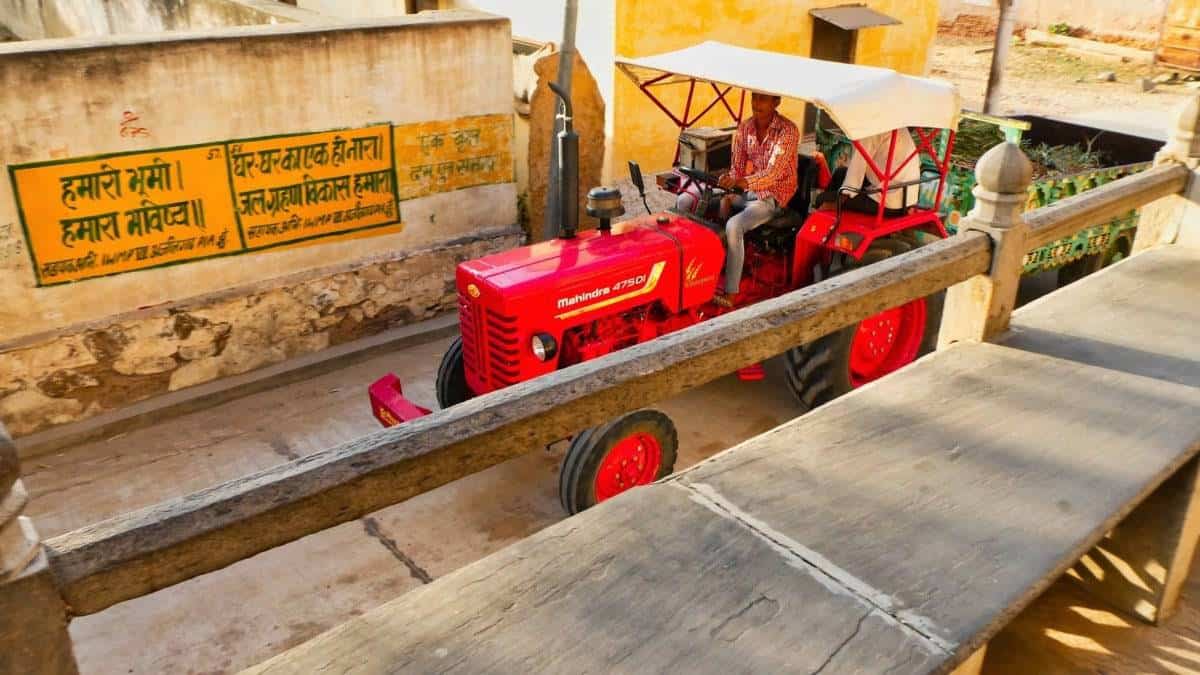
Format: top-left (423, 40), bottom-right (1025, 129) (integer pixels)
top-left (1134, 95), bottom-right (1200, 253)
top-left (938, 142), bottom-right (1034, 346)
top-left (0, 423), bottom-right (78, 675)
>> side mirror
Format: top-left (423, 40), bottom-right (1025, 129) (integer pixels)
top-left (628, 160), bottom-right (646, 195)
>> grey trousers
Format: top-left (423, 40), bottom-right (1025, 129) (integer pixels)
top-left (674, 190), bottom-right (779, 294)
top-left (722, 193), bottom-right (778, 294)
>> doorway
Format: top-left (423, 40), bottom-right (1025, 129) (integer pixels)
top-left (804, 19), bottom-right (857, 134)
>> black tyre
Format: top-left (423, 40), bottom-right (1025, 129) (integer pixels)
top-left (1056, 230), bottom-right (1134, 288)
top-left (435, 336), bottom-right (472, 409)
top-left (785, 235), bottom-right (945, 412)
top-left (559, 410), bottom-right (679, 515)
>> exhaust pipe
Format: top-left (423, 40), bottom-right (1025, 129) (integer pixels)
top-left (544, 0), bottom-right (579, 241)
top-left (550, 82), bottom-right (579, 239)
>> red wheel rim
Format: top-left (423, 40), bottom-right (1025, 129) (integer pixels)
top-left (848, 298), bottom-right (927, 387)
top-left (594, 432), bottom-right (663, 502)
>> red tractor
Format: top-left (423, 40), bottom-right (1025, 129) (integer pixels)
top-left (371, 41), bottom-right (961, 514)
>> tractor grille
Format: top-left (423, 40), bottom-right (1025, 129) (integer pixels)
top-left (484, 309), bottom-right (520, 388)
top-left (458, 293), bottom-right (483, 381)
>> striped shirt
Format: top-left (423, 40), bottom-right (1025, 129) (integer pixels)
top-left (729, 113), bottom-right (799, 206)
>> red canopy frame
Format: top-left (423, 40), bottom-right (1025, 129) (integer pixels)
top-left (847, 127), bottom-right (958, 220)
top-left (635, 75), bottom-right (957, 218)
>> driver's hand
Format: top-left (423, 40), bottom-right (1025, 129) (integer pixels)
top-left (718, 173), bottom-right (736, 189)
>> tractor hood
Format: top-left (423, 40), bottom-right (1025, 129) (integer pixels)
top-left (462, 219), bottom-right (673, 283)
top-left (460, 218), bottom-right (682, 306)
top-left (457, 214), bottom-right (721, 322)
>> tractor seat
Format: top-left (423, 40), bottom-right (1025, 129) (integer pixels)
top-left (757, 153), bottom-right (821, 230)
top-left (746, 154), bottom-right (822, 252)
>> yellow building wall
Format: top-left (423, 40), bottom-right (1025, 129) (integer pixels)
top-left (612, 0), bottom-right (941, 175)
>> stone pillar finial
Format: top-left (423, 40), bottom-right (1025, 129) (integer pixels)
top-left (968, 141), bottom-right (1033, 232)
top-left (1159, 95), bottom-right (1200, 166)
top-left (938, 141), bottom-right (1034, 346)
top-left (0, 425), bottom-right (37, 581)
top-left (0, 422), bottom-right (79, 674)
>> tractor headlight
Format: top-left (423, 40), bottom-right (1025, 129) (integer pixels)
top-left (531, 333), bottom-right (558, 362)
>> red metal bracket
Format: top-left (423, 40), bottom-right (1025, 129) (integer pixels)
top-left (368, 374), bottom-right (432, 428)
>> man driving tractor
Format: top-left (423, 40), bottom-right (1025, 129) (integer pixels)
top-left (675, 92), bottom-right (798, 307)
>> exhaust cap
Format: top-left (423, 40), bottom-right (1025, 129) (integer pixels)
top-left (586, 186), bottom-right (625, 220)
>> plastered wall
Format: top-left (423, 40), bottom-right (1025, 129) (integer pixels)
top-left (0, 11), bottom-right (521, 436)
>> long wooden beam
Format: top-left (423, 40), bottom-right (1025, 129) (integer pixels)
top-left (44, 232), bottom-right (991, 616)
top-left (1023, 163), bottom-right (1189, 251)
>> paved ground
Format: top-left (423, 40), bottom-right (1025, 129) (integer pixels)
top-left (931, 36), bottom-right (1190, 138)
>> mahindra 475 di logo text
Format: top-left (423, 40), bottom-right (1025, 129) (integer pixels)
top-left (554, 261), bottom-right (667, 318)
top-left (556, 274), bottom-right (645, 309)
top-left (556, 285), bottom-right (616, 310)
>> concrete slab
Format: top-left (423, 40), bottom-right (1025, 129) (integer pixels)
top-left (1000, 246), bottom-right (1200, 388)
top-left (247, 486), bottom-right (945, 675)
top-left (679, 342), bottom-right (1200, 656)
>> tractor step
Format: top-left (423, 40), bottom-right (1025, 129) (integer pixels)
top-left (737, 363), bottom-right (766, 381)
top-left (368, 374), bottom-right (432, 427)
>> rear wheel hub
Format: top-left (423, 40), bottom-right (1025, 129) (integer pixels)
top-left (594, 433), bottom-right (663, 502)
top-left (849, 299), bottom-right (927, 387)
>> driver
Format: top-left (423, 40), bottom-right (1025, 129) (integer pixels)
top-left (675, 92), bottom-right (798, 307)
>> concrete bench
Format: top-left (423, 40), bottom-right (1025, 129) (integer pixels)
top-left (245, 335), bottom-right (1200, 674)
top-left (999, 244), bottom-right (1200, 389)
top-left (996, 244), bottom-right (1200, 623)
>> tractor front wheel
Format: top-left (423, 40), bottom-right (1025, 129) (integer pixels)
top-left (785, 235), bottom-right (944, 411)
top-left (559, 410), bottom-right (678, 515)
top-left (435, 335), bottom-right (472, 409)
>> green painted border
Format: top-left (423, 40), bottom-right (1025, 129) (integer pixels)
top-left (8, 162), bottom-right (49, 286)
top-left (220, 144), bottom-right (249, 250)
top-left (230, 122), bottom-right (404, 252)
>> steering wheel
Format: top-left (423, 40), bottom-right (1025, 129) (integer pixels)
top-left (677, 166), bottom-right (744, 195)
top-left (677, 165), bottom-right (721, 187)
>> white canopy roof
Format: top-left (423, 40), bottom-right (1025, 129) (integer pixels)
top-left (616, 41), bottom-right (960, 140)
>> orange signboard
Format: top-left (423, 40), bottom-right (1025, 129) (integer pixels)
top-left (11, 115), bottom-right (513, 286)
top-left (11, 144), bottom-right (239, 285)
top-left (228, 125), bottom-right (400, 249)
top-left (393, 114), bottom-right (514, 200)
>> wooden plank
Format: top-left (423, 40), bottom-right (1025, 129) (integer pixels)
top-left (243, 485), bottom-right (946, 675)
top-left (673, 342), bottom-right (1200, 669)
top-left (1023, 164), bottom-right (1189, 251)
top-left (46, 232), bottom-right (991, 617)
top-left (999, 245), bottom-right (1200, 388)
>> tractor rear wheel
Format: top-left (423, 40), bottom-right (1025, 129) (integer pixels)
top-left (559, 410), bottom-right (678, 515)
top-left (785, 235), bottom-right (944, 412)
top-left (435, 335), bottom-right (472, 409)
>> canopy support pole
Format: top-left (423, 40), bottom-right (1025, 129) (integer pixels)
top-left (983, 0), bottom-right (1016, 114)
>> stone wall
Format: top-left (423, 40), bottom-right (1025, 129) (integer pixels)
top-left (0, 12), bottom-right (520, 437)
top-left (0, 230), bottom-right (517, 437)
